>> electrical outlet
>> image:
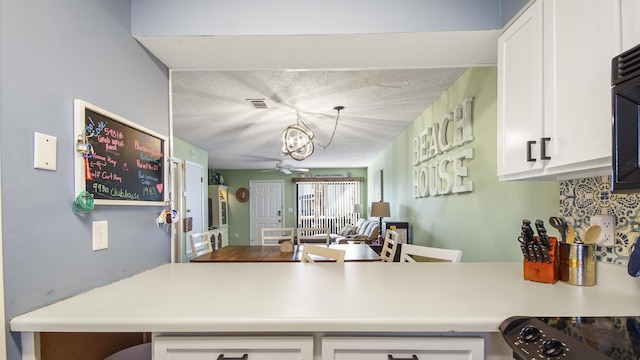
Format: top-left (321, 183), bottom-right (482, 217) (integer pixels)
top-left (92, 221), bottom-right (109, 251)
top-left (591, 215), bottom-right (615, 246)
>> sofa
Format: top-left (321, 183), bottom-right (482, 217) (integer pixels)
top-left (331, 218), bottom-right (380, 244)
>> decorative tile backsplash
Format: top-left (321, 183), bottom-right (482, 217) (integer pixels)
top-left (560, 175), bottom-right (640, 265)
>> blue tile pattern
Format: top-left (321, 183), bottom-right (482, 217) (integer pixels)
top-left (560, 175), bottom-right (640, 265)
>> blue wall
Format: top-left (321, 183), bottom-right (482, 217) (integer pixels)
top-left (0, 0), bottom-right (170, 358)
top-left (132, 0), bottom-right (503, 35)
top-left (501, 0), bottom-right (531, 26)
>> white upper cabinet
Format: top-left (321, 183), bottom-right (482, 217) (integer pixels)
top-left (498, 0), bottom-right (626, 180)
top-left (497, 0), bottom-right (544, 177)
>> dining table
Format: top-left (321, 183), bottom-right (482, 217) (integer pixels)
top-left (190, 243), bottom-right (382, 262)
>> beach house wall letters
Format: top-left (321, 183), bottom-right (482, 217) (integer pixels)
top-left (412, 97), bottom-right (474, 198)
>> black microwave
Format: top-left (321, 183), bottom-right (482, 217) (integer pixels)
top-left (612, 43), bottom-right (640, 193)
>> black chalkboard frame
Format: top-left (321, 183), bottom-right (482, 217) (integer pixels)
top-left (74, 99), bottom-right (168, 206)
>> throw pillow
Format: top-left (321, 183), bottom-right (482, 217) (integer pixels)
top-left (338, 226), bottom-right (352, 236)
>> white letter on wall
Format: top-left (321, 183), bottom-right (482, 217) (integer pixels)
top-left (412, 137), bottom-right (420, 166)
top-left (438, 157), bottom-right (452, 195)
top-left (452, 148), bottom-right (474, 193)
top-left (439, 113), bottom-right (452, 152)
top-left (419, 166), bottom-right (429, 197)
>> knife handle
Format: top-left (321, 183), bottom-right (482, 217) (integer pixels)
top-left (540, 245), bottom-right (551, 263)
top-left (527, 244), bottom-right (536, 261)
top-left (532, 244), bottom-right (543, 262)
top-left (521, 245), bottom-right (530, 260)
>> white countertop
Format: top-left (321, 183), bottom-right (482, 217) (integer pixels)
top-left (9, 262), bottom-right (640, 334)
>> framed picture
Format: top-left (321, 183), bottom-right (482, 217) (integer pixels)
top-left (374, 169), bottom-right (383, 201)
top-left (74, 99), bottom-right (168, 206)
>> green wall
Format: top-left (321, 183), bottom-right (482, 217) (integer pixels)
top-left (217, 168), bottom-right (367, 245)
top-left (173, 137), bottom-right (208, 170)
top-left (368, 67), bottom-right (560, 262)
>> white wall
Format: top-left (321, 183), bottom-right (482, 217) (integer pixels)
top-left (0, 0), bottom-right (169, 358)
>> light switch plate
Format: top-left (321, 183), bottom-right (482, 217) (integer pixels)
top-left (92, 221), bottom-right (109, 251)
top-left (34, 132), bottom-right (57, 170)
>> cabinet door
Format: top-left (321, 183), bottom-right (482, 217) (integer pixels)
top-left (497, 0), bottom-right (545, 177)
top-left (322, 336), bottom-right (484, 360)
top-left (543, 0), bottom-right (619, 172)
top-left (154, 336), bottom-right (314, 360)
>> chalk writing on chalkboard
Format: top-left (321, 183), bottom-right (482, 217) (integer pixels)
top-left (74, 99), bottom-right (167, 206)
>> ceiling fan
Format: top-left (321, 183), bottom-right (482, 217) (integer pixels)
top-left (271, 161), bottom-right (310, 175)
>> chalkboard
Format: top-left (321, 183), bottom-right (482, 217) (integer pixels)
top-left (74, 99), bottom-right (167, 206)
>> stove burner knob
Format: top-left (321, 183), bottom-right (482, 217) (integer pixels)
top-left (520, 325), bottom-right (541, 342)
top-left (542, 339), bottom-right (564, 356)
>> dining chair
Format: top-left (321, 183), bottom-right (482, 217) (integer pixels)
top-left (380, 229), bottom-right (399, 262)
top-left (261, 227), bottom-right (295, 246)
top-left (189, 232), bottom-right (213, 258)
top-left (300, 244), bottom-right (346, 263)
top-left (296, 227), bottom-right (330, 245)
top-left (400, 244), bottom-right (462, 263)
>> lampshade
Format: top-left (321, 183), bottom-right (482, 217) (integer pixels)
top-left (370, 201), bottom-right (390, 218)
top-left (352, 204), bottom-right (363, 214)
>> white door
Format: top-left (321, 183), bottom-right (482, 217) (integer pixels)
top-left (249, 180), bottom-right (284, 246)
top-left (184, 161), bottom-right (204, 259)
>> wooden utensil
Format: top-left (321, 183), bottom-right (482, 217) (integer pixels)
top-left (583, 225), bottom-right (602, 244)
top-left (566, 224), bottom-right (577, 244)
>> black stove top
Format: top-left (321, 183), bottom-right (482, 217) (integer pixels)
top-left (499, 316), bottom-right (640, 359)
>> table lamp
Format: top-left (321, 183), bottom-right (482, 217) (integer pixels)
top-left (352, 204), bottom-right (363, 217)
top-left (370, 201), bottom-right (390, 244)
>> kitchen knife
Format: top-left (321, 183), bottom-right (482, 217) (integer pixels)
top-left (540, 245), bottom-right (551, 263)
top-left (521, 219), bottom-right (535, 243)
top-left (527, 244), bottom-right (536, 261)
top-left (532, 244), bottom-right (543, 262)
top-left (518, 236), bottom-right (530, 261)
top-left (535, 219), bottom-right (551, 249)
top-left (520, 244), bottom-right (530, 260)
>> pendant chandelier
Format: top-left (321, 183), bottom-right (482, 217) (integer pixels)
top-left (281, 106), bottom-right (343, 161)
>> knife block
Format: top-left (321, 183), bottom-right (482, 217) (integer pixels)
top-left (523, 237), bottom-right (559, 284)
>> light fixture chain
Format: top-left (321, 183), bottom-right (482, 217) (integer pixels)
top-left (316, 108), bottom-right (341, 150)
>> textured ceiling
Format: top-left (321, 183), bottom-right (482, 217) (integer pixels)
top-left (136, 31), bottom-right (499, 170)
top-left (171, 68), bottom-right (467, 170)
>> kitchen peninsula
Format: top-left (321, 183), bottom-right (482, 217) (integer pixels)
top-left (10, 262), bottom-right (640, 359)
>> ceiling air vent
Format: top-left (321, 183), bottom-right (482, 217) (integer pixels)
top-left (246, 98), bottom-right (268, 109)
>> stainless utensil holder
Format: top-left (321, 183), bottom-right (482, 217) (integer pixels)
top-left (558, 243), bottom-right (596, 286)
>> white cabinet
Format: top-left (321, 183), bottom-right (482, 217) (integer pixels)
top-left (498, 0), bottom-right (623, 180)
top-left (208, 227), bottom-right (229, 249)
top-left (153, 335), bottom-right (484, 360)
top-left (497, 0), bottom-right (544, 177)
top-left (322, 336), bottom-right (484, 360)
top-left (208, 185), bottom-right (228, 228)
top-left (154, 336), bottom-right (314, 360)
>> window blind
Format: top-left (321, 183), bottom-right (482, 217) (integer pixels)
top-left (296, 181), bottom-right (361, 234)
